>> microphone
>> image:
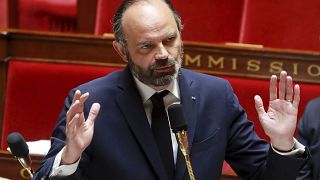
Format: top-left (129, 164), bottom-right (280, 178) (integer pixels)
top-left (168, 104), bottom-right (195, 180)
top-left (7, 132), bottom-right (33, 178)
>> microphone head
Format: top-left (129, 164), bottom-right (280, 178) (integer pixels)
top-left (7, 132), bottom-right (29, 158)
top-left (168, 104), bottom-right (188, 133)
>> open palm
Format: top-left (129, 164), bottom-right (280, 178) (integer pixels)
top-left (62, 90), bottom-right (100, 165)
top-left (254, 71), bottom-right (300, 151)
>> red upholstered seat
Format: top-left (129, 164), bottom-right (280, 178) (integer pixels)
top-left (170, 0), bottom-right (244, 43)
top-left (94, 0), bottom-right (121, 35)
top-left (1, 60), bottom-right (122, 149)
top-left (18, 0), bottom-right (77, 32)
top-left (94, 0), bottom-right (244, 43)
top-left (0, 0), bottom-right (8, 28)
top-left (239, 0), bottom-right (320, 51)
top-left (94, 0), bottom-right (320, 51)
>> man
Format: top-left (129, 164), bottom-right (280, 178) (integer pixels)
top-left (33, 0), bottom-right (309, 179)
top-left (297, 97), bottom-right (320, 180)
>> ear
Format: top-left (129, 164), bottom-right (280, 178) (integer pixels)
top-left (113, 41), bottom-right (128, 63)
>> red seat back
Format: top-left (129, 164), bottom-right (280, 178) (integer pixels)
top-left (1, 60), bottom-right (121, 149)
top-left (239, 0), bottom-right (320, 51)
top-left (0, 0), bottom-right (8, 28)
top-left (18, 0), bottom-right (77, 32)
top-left (94, 0), bottom-right (244, 43)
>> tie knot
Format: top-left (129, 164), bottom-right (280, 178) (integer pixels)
top-left (150, 90), bottom-right (169, 108)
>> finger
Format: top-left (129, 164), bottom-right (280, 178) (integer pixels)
top-left (293, 84), bottom-right (300, 108)
top-left (72, 90), bottom-right (81, 104)
top-left (66, 113), bottom-right (79, 138)
top-left (269, 75), bottom-right (277, 101)
top-left (75, 113), bottom-right (84, 130)
top-left (254, 95), bottom-right (266, 118)
top-left (278, 71), bottom-right (287, 100)
top-left (66, 100), bottom-right (80, 124)
top-left (86, 103), bottom-right (101, 127)
top-left (255, 95), bottom-right (270, 132)
top-left (79, 92), bottom-right (90, 104)
top-left (286, 76), bottom-right (293, 101)
top-left (77, 92), bottom-right (90, 112)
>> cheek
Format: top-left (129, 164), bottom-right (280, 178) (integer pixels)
top-left (168, 45), bottom-right (181, 59)
top-left (170, 40), bottom-right (182, 56)
top-left (131, 54), bottom-right (154, 69)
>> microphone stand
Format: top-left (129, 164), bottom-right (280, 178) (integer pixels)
top-left (168, 104), bottom-right (195, 179)
top-left (175, 130), bottom-right (195, 180)
top-left (17, 157), bottom-right (33, 178)
top-left (8, 147), bottom-right (34, 178)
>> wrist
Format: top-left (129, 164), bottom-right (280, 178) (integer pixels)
top-left (61, 147), bottom-right (81, 165)
top-left (273, 141), bottom-right (295, 153)
top-left (271, 138), bottom-right (295, 152)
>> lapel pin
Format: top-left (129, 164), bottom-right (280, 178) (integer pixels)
top-left (191, 96), bottom-right (196, 100)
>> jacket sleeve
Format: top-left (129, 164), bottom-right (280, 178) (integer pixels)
top-left (296, 98), bottom-right (320, 180)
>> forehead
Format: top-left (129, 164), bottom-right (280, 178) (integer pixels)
top-left (122, 1), bottom-right (178, 41)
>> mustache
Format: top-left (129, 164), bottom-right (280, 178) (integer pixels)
top-left (150, 58), bottom-right (176, 70)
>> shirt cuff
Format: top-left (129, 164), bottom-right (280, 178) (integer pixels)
top-left (271, 138), bottom-right (305, 156)
top-left (50, 146), bottom-right (80, 177)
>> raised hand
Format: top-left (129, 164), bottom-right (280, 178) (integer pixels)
top-left (61, 90), bottom-right (101, 165)
top-left (254, 71), bottom-right (300, 151)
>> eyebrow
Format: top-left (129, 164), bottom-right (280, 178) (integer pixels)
top-left (136, 30), bottom-right (178, 46)
top-left (137, 41), bottom-right (152, 47)
top-left (167, 31), bottom-right (177, 37)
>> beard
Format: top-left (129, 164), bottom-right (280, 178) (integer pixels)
top-left (127, 44), bottom-right (184, 87)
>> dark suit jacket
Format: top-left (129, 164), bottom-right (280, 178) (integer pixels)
top-left (297, 97), bottom-right (320, 180)
top-left (33, 67), bottom-right (308, 180)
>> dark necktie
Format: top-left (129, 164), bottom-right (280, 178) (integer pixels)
top-left (150, 90), bottom-right (174, 180)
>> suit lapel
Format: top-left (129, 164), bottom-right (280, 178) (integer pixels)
top-left (115, 67), bottom-right (167, 180)
top-left (175, 70), bottom-right (198, 180)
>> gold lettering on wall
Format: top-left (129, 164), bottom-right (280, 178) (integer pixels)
top-left (184, 54), bottom-right (201, 67)
top-left (270, 61), bottom-right (283, 73)
top-left (232, 58), bottom-right (237, 70)
top-left (247, 60), bottom-right (260, 72)
top-left (307, 64), bottom-right (320, 77)
top-left (208, 56), bottom-right (224, 69)
top-left (181, 52), bottom-right (319, 83)
top-left (293, 63), bottom-right (298, 75)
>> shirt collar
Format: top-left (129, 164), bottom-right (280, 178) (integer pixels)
top-left (133, 76), bottom-right (180, 103)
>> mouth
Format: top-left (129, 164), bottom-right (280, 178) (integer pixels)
top-left (154, 64), bottom-right (174, 73)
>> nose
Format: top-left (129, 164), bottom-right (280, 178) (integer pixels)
top-left (155, 43), bottom-right (169, 60)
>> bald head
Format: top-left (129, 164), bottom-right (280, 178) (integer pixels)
top-left (123, 1), bottom-right (177, 42)
top-left (113, 0), bottom-right (182, 46)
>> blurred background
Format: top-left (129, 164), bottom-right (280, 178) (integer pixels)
top-left (1, 0), bottom-right (320, 51)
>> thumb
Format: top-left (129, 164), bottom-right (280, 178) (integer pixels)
top-left (254, 95), bottom-right (266, 122)
top-left (87, 103), bottom-right (101, 126)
